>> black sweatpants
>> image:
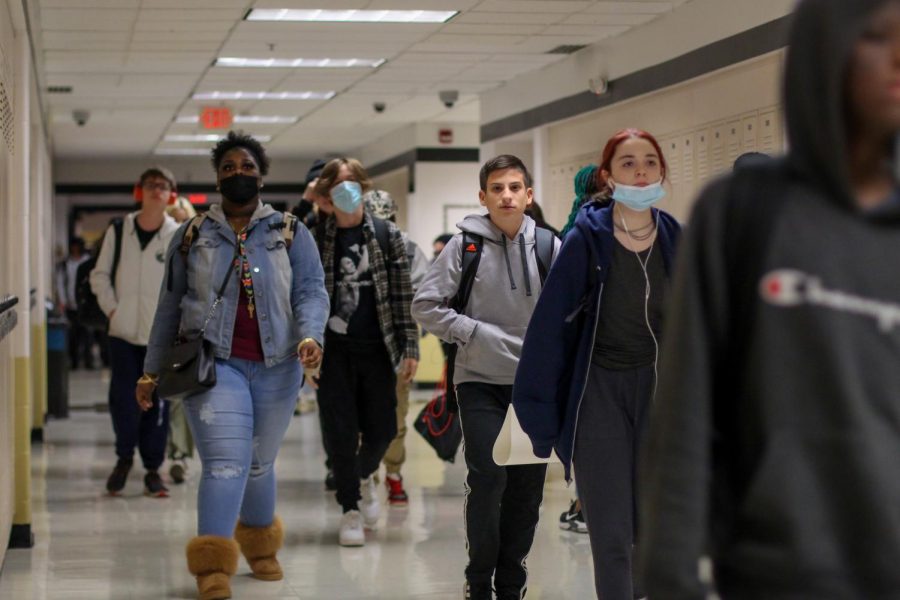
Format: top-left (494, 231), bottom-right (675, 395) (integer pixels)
top-left (573, 363), bottom-right (654, 600)
top-left (318, 333), bottom-right (397, 511)
top-left (457, 382), bottom-right (547, 599)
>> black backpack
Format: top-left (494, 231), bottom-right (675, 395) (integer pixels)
top-left (76, 218), bottom-right (123, 329)
top-left (444, 226), bottom-right (556, 409)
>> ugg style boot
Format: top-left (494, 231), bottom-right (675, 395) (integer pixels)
top-left (186, 536), bottom-right (239, 600)
top-left (234, 515), bottom-right (284, 581)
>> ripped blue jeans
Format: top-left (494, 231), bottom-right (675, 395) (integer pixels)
top-left (183, 357), bottom-right (301, 537)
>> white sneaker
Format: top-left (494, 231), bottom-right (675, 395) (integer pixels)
top-left (359, 475), bottom-right (380, 528)
top-left (339, 510), bottom-right (365, 547)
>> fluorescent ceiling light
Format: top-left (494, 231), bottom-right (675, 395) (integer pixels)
top-left (154, 148), bottom-right (210, 156)
top-left (247, 9), bottom-right (457, 23)
top-left (216, 57), bottom-right (384, 69)
top-left (192, 91), bottom-right (335, 100)
top-left (164, 134), bottom-right (272, 142)
top-left (177, 115), bottom-right (299, 124)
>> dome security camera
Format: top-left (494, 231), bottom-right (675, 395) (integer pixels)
top-left (438, 90), bottom-right (459, 109)
top-left (373, 102), bottom-right (386, 113)
top-left (72, 109), bottom-right (90, 127)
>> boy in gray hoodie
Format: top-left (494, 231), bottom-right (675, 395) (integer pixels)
top-left (412, 155), bottom-right (560, 600)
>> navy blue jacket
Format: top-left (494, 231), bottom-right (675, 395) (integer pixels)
top-left (512, 201), bottom-right (681, 481)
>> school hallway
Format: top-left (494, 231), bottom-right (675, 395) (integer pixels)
top-left (0, 368), bottom-right (594, 600)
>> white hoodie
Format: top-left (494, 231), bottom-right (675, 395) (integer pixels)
top-left (89, 212), bottom-right (178, 346)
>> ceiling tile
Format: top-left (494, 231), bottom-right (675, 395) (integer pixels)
top-left (472, 1), bottom-right (592, 13)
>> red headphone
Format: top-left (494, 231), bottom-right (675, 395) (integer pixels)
top-left (133, 183), bottom-right (178, 205)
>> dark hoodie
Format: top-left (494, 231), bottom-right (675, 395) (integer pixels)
top-left (638, 1), bottom-right (900, 598)
top-left (511, 202), bottom-right (680, 481)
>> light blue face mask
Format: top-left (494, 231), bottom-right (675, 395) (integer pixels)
top-left (610, 180), bottom-right (666, 211)
top-left (330, 181), bottom-right (363, 213)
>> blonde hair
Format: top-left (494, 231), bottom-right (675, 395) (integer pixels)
top-left (314, 158), bottom-right (373, 196)
top-left (166, 196), bottom-right (197, 222)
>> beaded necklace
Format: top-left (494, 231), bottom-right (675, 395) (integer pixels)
top-left (236, 227), bottom-right (255, 319)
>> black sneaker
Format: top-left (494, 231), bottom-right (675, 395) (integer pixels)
top-left (144, 470), bottom-right (170, 498)
top-left (106, 458), bottom-right (133, 496)
top-left (324, 469), bottom-right (336, 491)
top-left (559, 499), bottom-right (588, 533)
top-left (169, 461), bottom-right (187, 485)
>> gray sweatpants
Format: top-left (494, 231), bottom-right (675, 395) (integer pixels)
top-left (573, 362), bottom-right (654, 600)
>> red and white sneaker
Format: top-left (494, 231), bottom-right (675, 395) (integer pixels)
top-left (385, 473), bottom-right (408, 506)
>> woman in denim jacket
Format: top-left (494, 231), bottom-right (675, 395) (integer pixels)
top-left (137, 132), bottom-right (329, 600)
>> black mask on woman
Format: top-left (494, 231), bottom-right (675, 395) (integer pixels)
top-left (220, 174), bottom-right (260, 205)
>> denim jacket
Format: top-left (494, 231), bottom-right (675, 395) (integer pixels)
top-left (144, 202), bottom-right (329, 374)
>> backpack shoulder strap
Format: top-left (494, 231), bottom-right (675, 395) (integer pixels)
top-left (534, 226), bottom-right (555, 286)
top-left (179, 213), bottom-right (208, 259)
top-left (110, 217), bottom-right (124, 289)
top-left (372, 215), bottom-right (390, 258)
top-left (450, 232), bottom-right (483, 312)
top-left (281, 212), bottom-right (298, 250)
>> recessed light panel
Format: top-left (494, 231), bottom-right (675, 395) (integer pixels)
top-left (192, 91), bottom-right (335, 100)
top-left (216, 57), bottom-right (384, 69)
top-left (246, 9), bottom-right (457, 23)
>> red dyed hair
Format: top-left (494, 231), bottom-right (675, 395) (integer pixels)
top-left (597, 128), bottom-right (667, 193)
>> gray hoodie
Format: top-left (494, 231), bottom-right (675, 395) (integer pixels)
top-left (412, 213), bottom-right (560, 386)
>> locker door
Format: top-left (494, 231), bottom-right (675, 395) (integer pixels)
top-left (742, 113), bottom-right (759, 153)
top-left (725, 119), bottom-right (742, 168)
top-left (710, 122), bottom-right (727, 176)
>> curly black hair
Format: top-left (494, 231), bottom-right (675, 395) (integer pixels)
top-left (210, 130), bottom-right (270, 176)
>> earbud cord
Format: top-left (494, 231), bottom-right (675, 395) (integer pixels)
top-left (619, 207), bottom-right (661, 401)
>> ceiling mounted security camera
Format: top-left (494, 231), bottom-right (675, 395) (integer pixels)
top-left (438, 90), bottom-right (459, 108)
top-left (373, 102), bottom-right (386, 113)
top-left (72, 109), bottom-right (90, 127)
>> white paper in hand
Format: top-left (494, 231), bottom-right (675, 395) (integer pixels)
top-left (492, 404), bottom-right (560, 466)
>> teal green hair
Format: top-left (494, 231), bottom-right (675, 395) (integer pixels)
top-left (561, 165), bottom-right (601, 237)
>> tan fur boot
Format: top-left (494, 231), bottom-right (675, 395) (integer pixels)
top-left (234, 515), bottom-right (284, 581)
top-left (186, 536), bottom-right (239, 600)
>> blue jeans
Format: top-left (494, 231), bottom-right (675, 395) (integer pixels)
top-left (183, 357), bottom-right (301, 537)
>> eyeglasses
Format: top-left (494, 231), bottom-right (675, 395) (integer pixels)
top-left (143, 181), bottom-right (172, 192)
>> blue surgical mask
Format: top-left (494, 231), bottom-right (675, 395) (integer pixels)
top-left (330, 181), bottom-right (363, 213)
top-left (610, 180), bottom-right (666, 211)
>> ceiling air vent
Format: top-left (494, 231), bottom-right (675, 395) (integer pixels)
top-left (46, 85), bottom-right (73, 94)
top-left (546, 44), bottom-right (587, 55)
top-left (0, 78), bottom-right (13, 153)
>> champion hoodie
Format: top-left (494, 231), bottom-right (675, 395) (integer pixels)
top-left (411, 214), bottom-right (560, 386)
top-left (638, 1), bottom-right (900, 598)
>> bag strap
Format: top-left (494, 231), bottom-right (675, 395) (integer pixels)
top-left (199, 249), bottom-right (238, 335)
top-left (110, 217), bottom-right (124, 290)
top-left (450, 231), bottom-right (483, 313)
top-left (372, 215), bottom-right (390, 257)
top-left (534, 226), bottom-right (555, 286)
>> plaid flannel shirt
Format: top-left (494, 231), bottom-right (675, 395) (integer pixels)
top-left (321, 212), bottom-right (419, 369)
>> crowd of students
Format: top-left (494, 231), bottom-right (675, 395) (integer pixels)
top-left (72, 0), bottom-right (900, 598)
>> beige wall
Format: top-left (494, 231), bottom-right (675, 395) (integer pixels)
top-left (371, 166), bottom-right (410, 232)
top-left (540, 51), bottom-right (785, 227)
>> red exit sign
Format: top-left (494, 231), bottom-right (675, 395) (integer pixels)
top-left (200, 107), bottom-right (233, 129)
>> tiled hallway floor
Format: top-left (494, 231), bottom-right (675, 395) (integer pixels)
top-left (0, 369), bottom-right (594, 599)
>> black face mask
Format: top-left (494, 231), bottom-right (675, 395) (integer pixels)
top-left (220, 174), bottom-right (260, 205)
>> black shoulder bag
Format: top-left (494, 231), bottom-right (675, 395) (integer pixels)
top-left (157, 255), bottom-right (236, 401)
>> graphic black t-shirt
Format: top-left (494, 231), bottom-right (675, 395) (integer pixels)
top-left (329, 224), bottom-right (381, 340)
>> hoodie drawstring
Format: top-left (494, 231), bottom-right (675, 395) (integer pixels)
top-left (519, 233), bottom-right (532, 297)
top-left (502, 238), bottom-right (517, 292)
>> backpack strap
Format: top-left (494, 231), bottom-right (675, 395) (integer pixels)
top-left (110, 217), bottom-right (124, 289)
top-left (281, 212), bottom-right (298, 250)
top-left (534, 226), bottom-right (555, 286)
top-left (169, 213), bottom-right (208, 291)
top-left (179, 213), bottom-right (208, 259)
top-left (450, 232), bottom-right (483, 313)
top-left (372, 215), bottom-right (390, 258)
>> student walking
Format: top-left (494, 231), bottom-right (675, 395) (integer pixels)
top-left (413, 155), bottom-right (560, 600)
top-left (140, 132), bottom-right (329, 600)
top-left (90, 166), bottom-right (180, 498)
top-left (513, 130), bottom-right (681, 600)
top-left (311, 158), bottom-right (419, 547)
top-left (639, 1), bottom-right (900, 597)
